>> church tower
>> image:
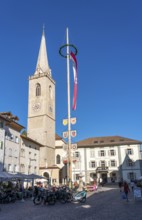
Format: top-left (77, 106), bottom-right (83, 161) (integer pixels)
top-left (27, 30), bottom-right (55, 169)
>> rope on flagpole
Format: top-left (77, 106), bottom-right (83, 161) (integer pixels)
top-left (59, 44), bottom-right (78, 58)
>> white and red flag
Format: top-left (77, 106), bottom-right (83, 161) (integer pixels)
top-left (70, 51), bottom-right (78, 110)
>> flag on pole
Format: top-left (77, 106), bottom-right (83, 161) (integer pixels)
top-left (70, 51), bottom-right (78, 110)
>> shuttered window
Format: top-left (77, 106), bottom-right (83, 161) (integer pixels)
top-left (110, 150), bottom-right (115, 156)
top-left (127, 148), bottom-right (133, 155)
top-left (110, 160), bottom-right (116, 167)
top-left (89, 161), bottom-right (96, 168)
top-left (90, 150), bottom-right (95, 158)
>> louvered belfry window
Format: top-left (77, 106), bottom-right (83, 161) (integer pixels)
top-left (36, 83), bottom-right (41, 96)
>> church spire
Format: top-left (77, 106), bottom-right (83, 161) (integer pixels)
top-left (35, 27), bottom-right (51, 76)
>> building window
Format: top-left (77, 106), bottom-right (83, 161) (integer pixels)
top-left (36, 83), bottom-right (41, 96)
top-left (0, 141), bottom-right (3, 150)
top-left (56, 154), bottom-right (61, 164)
top-left (9, 148), bottom-right (12, 157)
top-left (127, 159), bottom-right (134, 167)
top-left (10, 134), bottom-right (14, 141)
top-left (21, 149), bottom-right (25, 157)
top-left (99, 150), bottom-right (105, 156)
top-left (75, 174), bottom-right (80, 180)
top-left (90, 150), bottom-right (95, 158)
top-left (100, 160), bottom-right (105, 168)
top-left (49, 85), bottom-right (53, 99)
top-left (110, 160), bottom-right (116, 167)
top-left (74, 151), bottom-right (80, 158)
top-left (128, 172), bottom-right (135, 180)
top-left (110, 150), bottom-right (115, 156)
top-left (0, 121), bottom-right (4, 128)
top-left (13, 165), bottom-right (17, 173)
top-left (14, 150), bottom-right (18, 158)
top-left (15, 136), bottom-right (19, 143)
top-left (89, 161), bottom-right (96, 168)
top-left (28, 165), bottom-right (31, 174)
top-left (110, 140), bottom-right (115, 142)
top-left (127, 148), bottom-right (133, 155)
top-left (34, 166), bottom-right (37, 174)
top-left (75, 161), bottom-right (80, 169)
top-left (8, 164), bottom-right (12, 172)
top-left (20, 164), bottom-right (25, 173)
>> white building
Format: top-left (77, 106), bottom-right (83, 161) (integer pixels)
top-left (0, 112), bottom-right (42, 176)
top-left (0, 112), bottom-right (24, 173)
top-left (20, 135), bottom-right (41, 175)
top-left (55, 135), bottom-right (142, 184)
top-left (55, 134), bottom-right (67, 183)
top-left (0, 123), bottom-right (5, 171)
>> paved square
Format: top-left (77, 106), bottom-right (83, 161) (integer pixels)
top-left (0, 185), bottom-right (142, 220)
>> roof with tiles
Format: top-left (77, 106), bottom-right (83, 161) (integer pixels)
top-left (0, 112), bottom-right (25, 131)
top-left (55, 133), bottom-right (62, 140)
top-left (77, 136), bottom-right (142, 147)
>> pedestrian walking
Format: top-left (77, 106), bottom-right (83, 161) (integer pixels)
top-left (118, 180), bottom-right (123, 192)
top-left (123, 181), bottom-right (130, 202)
top-left (130, 180), bottom-right (135, 192)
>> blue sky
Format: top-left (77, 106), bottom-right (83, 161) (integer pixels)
top-left (0, 0), bottom-right (142, 142)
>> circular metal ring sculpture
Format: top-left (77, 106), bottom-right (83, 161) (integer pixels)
top-left (59, 44), bottom-right (78, 58)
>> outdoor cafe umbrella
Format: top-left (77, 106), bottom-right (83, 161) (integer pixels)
top-left (27, 173), bottom-right (46, 179)
top-left (13, 173), bottom-right (30, 180)
top-left (0, 171), bottom-right (14, 180)
top-left (27, 174), bottom-right (47, 189)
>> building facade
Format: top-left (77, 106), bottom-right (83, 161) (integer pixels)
top-left (55, 136), bottom-right (142, 184)
top-left (20, 135), bottom-right (41, 175)
top-left (0, 112), bottom-right (24, 173)
top-left (0, 112), bottom-right (42, 176)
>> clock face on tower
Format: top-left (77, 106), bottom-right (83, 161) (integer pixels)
top-left (32, 102), bottom-right (41, 111)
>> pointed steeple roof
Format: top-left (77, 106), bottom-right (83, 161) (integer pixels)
top-left (35, 28), bottom-right (51, 76)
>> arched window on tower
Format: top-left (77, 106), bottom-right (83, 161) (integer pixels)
top-left (49, 85), bottom-right (52, 99)
top-left (36, 83), bottom-right (41, 96)
top-left (56, 154), bottom-right (61, 164)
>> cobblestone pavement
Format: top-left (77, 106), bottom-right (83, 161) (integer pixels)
top-left (0, 185), bottom-right (142, 220)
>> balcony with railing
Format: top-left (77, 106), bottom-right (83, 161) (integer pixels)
top-left (96, 166), bottom-right (108, 172)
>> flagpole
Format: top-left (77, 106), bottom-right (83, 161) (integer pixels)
top-left (59, 28), bottom-right (78, 188)
top-left (66, 27), bottom-right (72, 186)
